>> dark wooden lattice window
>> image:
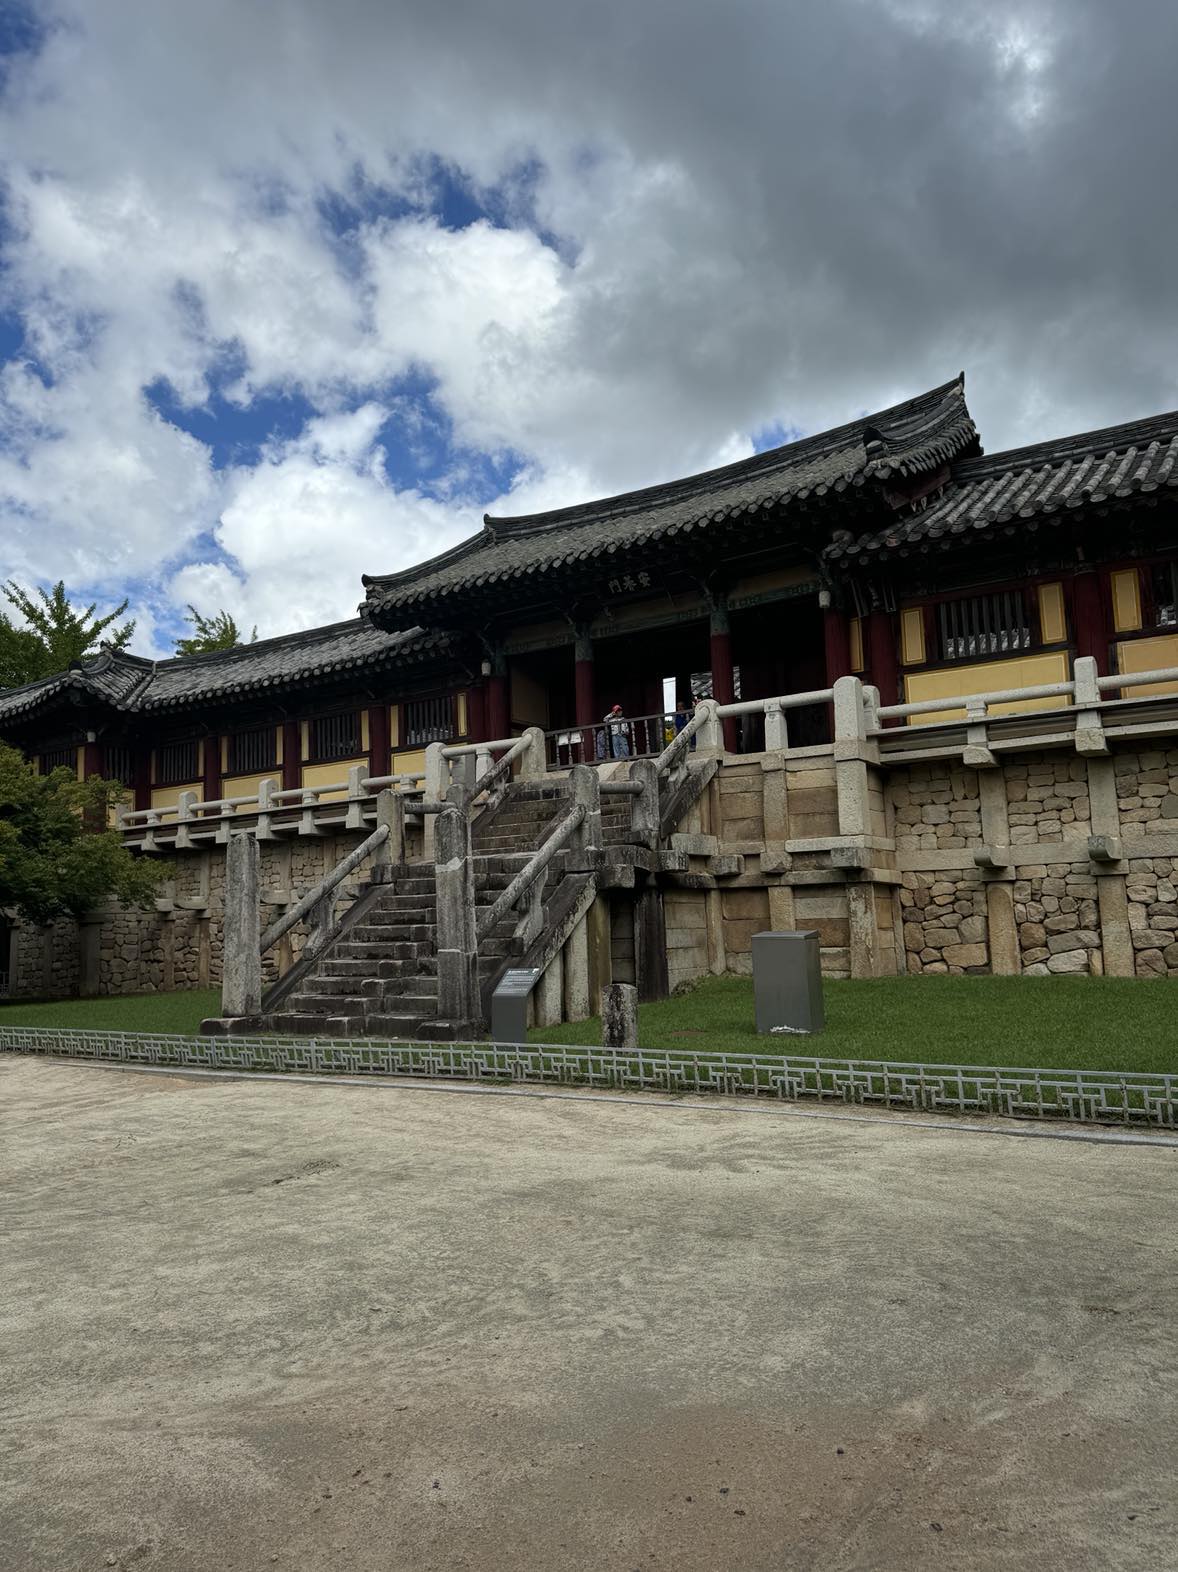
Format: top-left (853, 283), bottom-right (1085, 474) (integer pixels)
top-left (39, 745), bottom-right (77, 775)
top-left (938, 591), bottom-right (1032, 662)
top-left (228, 726), bottom-right (277, 774)
top-left (404, 695), bottom-right (457, 747)
top-left (104, 745), bottom-right (135, 788)
top-left (309, 712), bottom-right (361, 762)
top-left (1148, 563), bottom-right (1177, 629)
top-left (157, 740), bottom-right (199, 785)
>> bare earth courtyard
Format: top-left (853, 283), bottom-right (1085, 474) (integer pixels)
top-left (1, 1059), bottom-right (1175, 1572)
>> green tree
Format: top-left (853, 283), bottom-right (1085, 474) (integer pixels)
top-left (174, 605), bottom-right (257, 656)
top-left (0, 743), bottom-right (161, 924)
top-left (0, 580), bottom-right (136, 688)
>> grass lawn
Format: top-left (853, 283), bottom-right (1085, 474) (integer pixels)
top-left (1, 975), bottom-right (1175, 1076)
top-left (530, 974), bottom-right (1178, 1075)
top-left (0, 988), bottom-right (220, 1035)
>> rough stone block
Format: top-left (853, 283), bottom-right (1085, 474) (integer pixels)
top-left (942, 942), bottom-right (987, 968)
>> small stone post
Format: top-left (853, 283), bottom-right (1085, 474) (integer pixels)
top-left (569, 763), bottom-right (602, 857)
top-left (519, 725), bottom-right (547, 779)
top-left (693, 698), bottom-right (723, 756)
top-left (763, 698), bottom-right (789, 751)
top-left (434, 804), bottom-right (477, 1028)
top-left (601, 982), bottom-right (638, 1051)
top-left (629, 757), bottom-right (659, 848)
top-left (423, 742), bottom-right (448, 857)
top-left (375, 787), bottom-right (404, 868)
top-left (222, 830), bottom-right (262, 1018)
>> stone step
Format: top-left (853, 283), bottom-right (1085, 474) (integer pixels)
top-left (364, 1012), bottom-right (433, 1038)
top-left (286, 992), bottom-right (371, 1015)
top-left (265, 1012), bottom-right (368, 1035)
top-left (361, 975), bottom-right (438, 999)
top-left (345, 924), bottom-right (436, 946)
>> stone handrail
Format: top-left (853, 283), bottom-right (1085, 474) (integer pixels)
top-left (259, 819), bottom-right (391, 955)
top-left (654, 699), bottom-right (719, 775)
top-left (476, 802), bottom-right (586, 942)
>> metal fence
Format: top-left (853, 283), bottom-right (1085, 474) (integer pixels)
top-left (2, 1027), bottom-right (1174, 1128)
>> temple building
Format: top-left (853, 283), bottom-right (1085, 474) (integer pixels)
top-left (3, 374), bottom-right (1175, 804)
top-left (3, 373), bottom-right (1178, 1011)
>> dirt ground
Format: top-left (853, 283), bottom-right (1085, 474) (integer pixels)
top-left (1, 1057), bottom-right (1175, 1572)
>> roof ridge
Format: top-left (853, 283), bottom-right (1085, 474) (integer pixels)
top-left (953, 405), bottom-right (1178, 483)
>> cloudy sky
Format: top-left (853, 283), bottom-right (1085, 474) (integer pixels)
top-left (0, 0), bottom-right (1174, 656)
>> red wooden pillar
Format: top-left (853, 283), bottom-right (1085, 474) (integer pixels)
top-left (134, 746), bottom-right (151, 812)
top-left (866, 608), bottom-right (899, 710)
top-left (574, 626), bottom-right (596, 762)
top-left (486, 652), bottom-right (510, 739)
top-left (82, 738), bottom-right (103, 779)
top-left (203, 734), bottom-right (221, 804)
top-left (822, 604), bottom-right (852, 685)
top-left (1072, 570), bottom-right (1109, 670)
top-left (464, 684), bottom-right (486, 744)
top-left (709, 599), bottom-right (738, 753)
top-left (367, 704), bottom-right (389, 778)
top-left (282, 720), bottom-right (301, 791)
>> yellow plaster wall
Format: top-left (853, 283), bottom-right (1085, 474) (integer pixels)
top-left (904, 651), bottom-right (1070, 724)
top-left (1037, 582), bottom-right (1067, 644)
top-left (390, 747), bottom-right (427, 779)
top-left (1117, 634), bottom-right (1178, 697)
top-left (150, 783), bottom-right (203, 812)
top-left (300, 759), bottom-right (364, 800)
top-left (1111, 569), bottom-right (1142, 632)
top-left (222, 771), bottom-right (277, 803)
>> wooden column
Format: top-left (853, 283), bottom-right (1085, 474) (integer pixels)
top-left (133, 746), bottom-right (151, 812)
top-left (866, 608), bottom-right (899, 709)
top-left (822, 605), bottom-right (852, 685)
top-left (574, 625), bottom-right (596, 762)
top-left (281, 720), bottom-right (301, 791)
top-left (82, 738), bottom-right (103, 779)
top-left (465, 684), bottom-right (486, 744)
top-left (1072, 570), bottom-right (1109, 670)
top-left (487, 651), bottom-right (510, 739)
top-left (708, 596), bottom-right (737, 753)
top-left (203, 734), bottom-right (221, 804)
top-left (367, 704), bottom-right (389, 778)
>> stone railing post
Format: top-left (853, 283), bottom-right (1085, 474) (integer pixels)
top-left (693, 699), bottom-right (723, 757)
top-left (176, 789), bottom-right (197, 851)
top-left (519, 725), bottom-right (547, 780)
top-left (569, 764), bottom-right (601, 857)
top-left (433, 804), bottom-right (477, 1028)
top-left (1072, 655), bottom-right (1108, 756)
top-left (222, 830), bottom-right (262, 1019)
top-left (763, 698), bottom-right (788, 752)
top-left (374, 788), bottom-right (403, 868)
top-left (832, 676), bottom-right (871, 838)
top-left (255, 777), bottom-right (278, 841)
top-left (629, 757), bottom-right (659, 849)
top-left (345, 764), bottom-right (369, 829)
top-left (423, 743), bottom-right (449, 858)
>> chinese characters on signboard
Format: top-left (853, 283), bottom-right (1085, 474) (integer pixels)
top-left (605, 570), bottom-right (654, 596)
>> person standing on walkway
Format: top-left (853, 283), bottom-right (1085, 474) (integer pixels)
top-left (603, 702), bottom-right (631, 759)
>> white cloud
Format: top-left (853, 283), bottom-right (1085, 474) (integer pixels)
top-left (1, 0), bottom-right (1178, 649)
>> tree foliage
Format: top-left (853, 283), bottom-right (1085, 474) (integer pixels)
top-left (174, 605), bottom-right (257, 656)
top-left (0, 580), bottom-right (136, 688)
top-left (0, 743), bottom-right (162, 924)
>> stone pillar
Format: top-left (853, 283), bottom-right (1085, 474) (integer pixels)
top-left (587, 894), bottom-right (612, 1001)
top-left (635, 883), bottom-right (669, 1001)
top-left (433, 805), bottom-right (477, 1028)
top-left (574, 624), bottom-right (596, 763)
top-left (562, 920), bottom-right (591, 1022)
top-left (866, 608), bottom-right (899, 709)
top-left (629, 757), bottom-right (660, 848)
top-left (602, 983), bottom-right (638, 1050)
top-left (832, 676), bottom-right (870, 837)
top-left (78, 918), bottom-right (101, 997)
top-left (1072, 569), bottom-right (1109, 670)
top-left (569, 763), bottom-right (602, 855)
top-left (535, 948), bottom-right (564, 1028)
top-left (281, 720), bottom-right (301, 792)
top-left (986, 884), bottom-right (1020, 975)
top-left (846, 883), bottom-right (880, 979)
top-left (708, 595), bottom-right (738, 753)
top-left (222, 831), bottom-right (262, 1019)
top-left (822, 603), bottom-right (852, 685)
top-left (1096, 876), bottom-right (1135, 977)
top-left (367, 704), bottom-right (389, 778)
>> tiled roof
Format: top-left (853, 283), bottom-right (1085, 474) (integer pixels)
top-left (0, 619), bottom-right (447, 726)
top-left (363, 376), bottom-right (977, 625)
top-left (824, 407), bottom-right (1178, 563)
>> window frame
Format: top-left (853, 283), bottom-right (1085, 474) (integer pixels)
top-left (307, 710), bottom-right (363, 764)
